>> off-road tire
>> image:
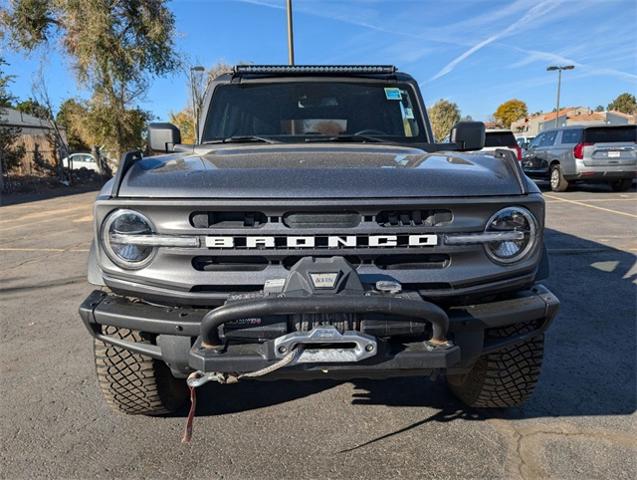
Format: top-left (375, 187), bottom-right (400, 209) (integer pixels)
top-left (549, 164), bottom-right (569, 192)
top-left (610, 178), bottom-right (633, 192)
top-left (94, 326), bottom-right (187, 415)
top-left (447, 322), bottom-right (544, 408)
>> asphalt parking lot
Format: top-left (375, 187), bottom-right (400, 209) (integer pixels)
top-left (1, 184), bottom-right (635, 480)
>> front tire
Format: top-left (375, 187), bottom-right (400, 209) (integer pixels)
top-left (610, 178), bottom-right (633, 192)
top-left (94, 326), bottom-right (187, 415)
top-left (549, 164), bottom-right (569, 192)
top-left (447, 323), bottom-right (544, 408)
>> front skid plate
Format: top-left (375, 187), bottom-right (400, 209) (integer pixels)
top-left (273, 327), bottom-right (377, 364)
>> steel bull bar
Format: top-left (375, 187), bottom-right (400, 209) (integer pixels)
top-left (200, 294), bottom-right (450, 349)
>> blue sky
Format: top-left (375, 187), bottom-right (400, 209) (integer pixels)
top-left (5, 0), bottom-right (637, 121)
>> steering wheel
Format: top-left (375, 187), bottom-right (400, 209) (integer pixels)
top-left (354, 129), bottom-right (387, 136)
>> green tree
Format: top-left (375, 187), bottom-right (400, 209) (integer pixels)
top-left (608, 93), bottom-right (637, 114)
top-left (594, 105), bottom-right (605, 112)
top-left (3, 0), bottom-right (180, 159)
top-left (56, 98), bottom-right (91, 152)
top-left (15, 98), bottom-right (49, 119)
top-left (428, 99), bottom-right (461, 142)
top-left (0, 57), bottom-right (26, 175)
top-left (169, 109), bottom-right (195, 144)
top-left (494, 99), bottom-right (528, 128)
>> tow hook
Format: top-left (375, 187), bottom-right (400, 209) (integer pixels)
top-left (181, 346), bottom-right (303, 443)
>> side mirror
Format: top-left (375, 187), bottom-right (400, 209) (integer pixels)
top-left (449, 121), bottom-right (485, 151)
top-left (148, 123), bottom-right (181, 153)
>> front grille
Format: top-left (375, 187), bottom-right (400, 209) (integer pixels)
top-left (96, 197), bottom-right (544, 304)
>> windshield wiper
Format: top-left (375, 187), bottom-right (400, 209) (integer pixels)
top-left (203, 135), bottom-right (279, 145)
top-left (304, 133), bottom-right (386, 143)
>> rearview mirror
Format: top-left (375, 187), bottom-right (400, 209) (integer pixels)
top-left (148, 123), bottom-right (181, 153)
top-left (449, 121), bottom-right (485, 151)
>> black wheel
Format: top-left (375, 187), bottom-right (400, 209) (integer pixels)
top-left (610, 178), bottom-right (633, 192)
top-left (447, 322), bottom-right (544, 408)
top-left (549, 164), bottom-right (569, 192)
top-left (94, 326), bottom-right (187, 415)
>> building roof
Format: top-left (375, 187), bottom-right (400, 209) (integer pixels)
top-left (0, 107), bottom-right (59, 131)
top-left (542, 108), bottom-right (578, 122)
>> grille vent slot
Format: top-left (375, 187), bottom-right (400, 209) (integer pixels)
top-left (283, 211), bottom-right (360, 229)
top-left (375, 254), bottom-right (449, 270)
top-left (376, 209), bottom-right (451, 227)
top-left (192, 256), bottom-right (269, 272)
top-left (190, 211), bottom-right (267, 228)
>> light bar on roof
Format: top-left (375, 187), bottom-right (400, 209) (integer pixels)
top-left (233, 65), bottom-right (397, 74)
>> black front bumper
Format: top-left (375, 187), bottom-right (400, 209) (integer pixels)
top-left (79, 284), bottom-right (559, 379)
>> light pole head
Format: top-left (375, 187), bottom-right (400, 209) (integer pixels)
top-left (190, 66), bottom-right (205, 73)
top-left (547, 65), bottom-right (575, 71)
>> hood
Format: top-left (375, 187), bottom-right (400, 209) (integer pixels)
top-left (118, 144), bottom-right (524, 198)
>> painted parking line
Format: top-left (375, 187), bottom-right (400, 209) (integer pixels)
top-left (544, 194), bottom-right (637, 219)
top-left (0, 247), bottom-right (90, 252)
top-left (545, 198), bottom-right (636, 203)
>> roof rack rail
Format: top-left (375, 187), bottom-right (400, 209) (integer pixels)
top-left (233, 65), bottom-right (397, 75)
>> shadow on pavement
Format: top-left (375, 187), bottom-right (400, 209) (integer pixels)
top-left (536, 180), bottom-right (636, 193)
top-left (0, 184), bottom-right (102, 206)
top-left (182, 227), bottom-right (636, 425)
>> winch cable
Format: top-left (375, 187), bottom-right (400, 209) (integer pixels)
top-left (181, 345), bottom-right (303, 443)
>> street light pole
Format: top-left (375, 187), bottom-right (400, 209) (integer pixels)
top-left (547, 65), bottom-right (575, 128)
top-left (286, 0), bottom-right (295, 65)
top-left (189, 66), bottom-right (205, 144)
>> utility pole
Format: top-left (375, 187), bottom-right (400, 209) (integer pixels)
top-left (547, 65), bottom-right (575, 128)
top-left (189, 66), bottom-right (205, 144)
top-left (286, 0), bottom-right (295, 65)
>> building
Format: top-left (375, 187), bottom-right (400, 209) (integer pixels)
top-left (0, 107), bottom-right (67, 175)
top-left (511, 107), bottom-right (636, 137)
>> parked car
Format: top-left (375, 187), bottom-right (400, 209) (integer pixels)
top-left (522, 125), bottom-right (636, 192)
top-left (79, 65), bottom-right (558, 421)
top-left (479, 129), bottom-right (522, 160)
top-left (516, 135), bottom-right (535, 151)
top-left (62, 152), bottom-right (100, 172)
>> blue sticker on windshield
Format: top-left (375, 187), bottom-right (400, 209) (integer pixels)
top-left (384, 87), bottom-right (402, 100)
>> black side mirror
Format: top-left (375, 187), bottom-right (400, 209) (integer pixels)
top-left (148, 123), bottom-right (181, 153)
top-left (449, 121), bottom-right (485, 151)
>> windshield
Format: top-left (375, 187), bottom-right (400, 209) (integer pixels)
top-left (202, 82), bottom-right (425, 142)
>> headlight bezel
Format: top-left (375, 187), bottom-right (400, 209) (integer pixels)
top-left (100, 209), bottom-right (157, 270)
top-left (483, 206), bottom-right (538, 265)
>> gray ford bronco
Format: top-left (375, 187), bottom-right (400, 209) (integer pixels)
top-left (80, 65), bottom-right (559, 416)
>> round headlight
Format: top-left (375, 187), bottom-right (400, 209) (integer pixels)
top-left (484, 207), bottom-right (538, 264)
top-left (101, 209), bottom-right (155, 269)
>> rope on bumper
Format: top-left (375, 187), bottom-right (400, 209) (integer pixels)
top-left (181, 346), bottom-right (302, 443)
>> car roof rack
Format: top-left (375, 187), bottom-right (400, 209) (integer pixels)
top-left (232, 65), bottom-right (397, 75)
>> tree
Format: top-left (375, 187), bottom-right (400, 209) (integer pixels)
top-left (428, 99), bottom-right (460, 142)
top-left (170, 109), bottom-right (195, 144)
top-left (56, 99), bottom-right (90, 152)
top-left (0, 57), bottom-right (26, 176)
top-left (608, 93), bottom-right (637, 114)
top-left (15, 98), bottom-right (48, 119)
top-left (494, 99), bottom-right (528, 128)
top-left (173, 62), bottom-right (247, 144)
top-left (594, 105), bottom-right (605, 112)
top-left (3, 0), bottom-right (180, 159)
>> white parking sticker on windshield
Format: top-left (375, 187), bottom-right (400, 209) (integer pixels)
top-left (384, 87), bottom-right (402, 100)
